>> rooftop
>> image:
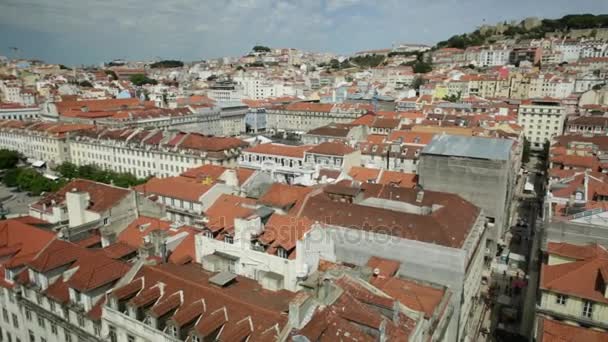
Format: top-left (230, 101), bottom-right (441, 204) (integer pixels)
top-left (422, 134), bottom-right (513, 161)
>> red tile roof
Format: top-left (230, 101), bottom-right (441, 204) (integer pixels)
top-left (378, 171), bottom-right (418, 188)
top-left (244, 143), bottom-right (312, 158)
top-left (306, 142), bottom-right (355, 156)
top-left (257, 214), bottom-right (313, 258)
top-left (258, 183), bottom-right (313, 209)
top-left (31, 179), bottom-right (131, 214)
top-left (348, 166), bottom-right (381, 183)
top-left (205, 194), bottom-right (257, 233)
top-left (135, 176), bottom-right (212, 202)
top-left (0, 219), bottom-right (55, 272)
top-left (538, 317), bottom-right (608, 342)
top-left (541, 243), bottom-right (608, 304)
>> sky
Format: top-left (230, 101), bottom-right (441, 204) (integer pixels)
top-left (0, 0), bottom-right (607, 66)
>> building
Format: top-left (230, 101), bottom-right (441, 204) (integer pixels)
top-left (265, 102), bottom-right (368, 134)
top-left (239, 143), bottom-right (314, 184)
top-left (566, 116), bottom-right (608, 135)
top-left (19, 239), bottom-right (131, 342)
top-left (295, 182), bottom-right (488, 341)
top-left (301, 123), bottom-right (367, 146)
top-left (304, 142), bottom-right (360, 172)
top-left (536, 242), bottom-right (608, 332)
top-left (102, 263), bottom-right (295, 342)
top-left (418, 134), bottom-right (517, 250)
top-left (477, 46), bottom-right (511, 67)
top-left (69, 128), bottom-right (247, 179)
top-left (0, 102), bottom-right (41, 120)
top-left (0, 120), bottom-right (95, 168)
top-left (0, 219), bottom-right (56, 342)
top-left (518, 99), bottom-right (567, 150)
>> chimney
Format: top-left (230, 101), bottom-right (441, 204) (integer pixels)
top-left (66, 190), bottom-right (90, 227)
top-left (416, 190), bottom-right (424, 203)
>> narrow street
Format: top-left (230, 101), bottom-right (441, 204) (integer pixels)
top-left (488, 154), bottom-right (546, 341)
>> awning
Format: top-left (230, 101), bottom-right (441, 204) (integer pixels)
top-left (43, 173), bottom-right (59, 181)
top-left (32, 160), bottom-right (45, 168)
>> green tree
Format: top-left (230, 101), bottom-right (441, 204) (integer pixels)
top-left (3, 168), bottom-right (22, 187)
top-left (56, 162), bottom-right (79, 179)
top-left (150, 60), bottom-right (184, 68)
top-left (252, 46), bottom-right (271, 53)
top-left (15, 168), bottom-right (39, 191)
top-left (411, 77), bottom-right (424, 90)
top-left (104, 70), bottom-right (118, 81)
top-left (0, 149), bottom-right (20, 169)
top-left (79, 80), bottom-right (93, 88)
top-left (130, 74), bottom-right (158, 86)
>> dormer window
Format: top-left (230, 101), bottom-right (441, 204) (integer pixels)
top-left (224, 235), bottom-right (233, 244)
top-left (169, 325), bottom-right (178, 337)
top-left (277, 247), bottom-right (289, 259)
top-left (203, 230), bottom-right (214, 238)
top-left (192, 336), bottom-right (201, 342)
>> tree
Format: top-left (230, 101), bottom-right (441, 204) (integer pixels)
top-left (412, 61), bottom-right (433, 73)
top-left (0, 149), bottom-right (19, 169)
top-left (3, 168), bottom-right (22, 187)
top-left (443, 92), bottom-right (462, 102)
top-left (56, 162), bottom-right (79, 179)
top-left (252, 46), bottom-right (271, 53)
top-left (411, 77), bottom-right (424, 90)
top-left (129, 74), bottom-right (158, 86)
top-left (150, 60), bottom-right (184, 69)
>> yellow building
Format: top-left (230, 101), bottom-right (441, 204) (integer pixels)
top-left (537, 242), bottom-right (608, 332)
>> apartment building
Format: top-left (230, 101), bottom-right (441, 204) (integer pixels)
top-left (0, 103), bottom-right (41, 120)
top-left (294, 182), bottom-right (488, 342)
top-left (69, 128), bottom-right (247, 179)
top-left (301, 123), bottom-right (368, 145)
top-left (477, 47), bottom-right (511, 67)
top-left (536, 242), bottom-right (608, 332)
top-left (0, 120), bottom-right (95, 167)
top-left (238, 143), bottom-right (314, 184)
top-left (517, 99), bottom-right (567, 149)
top-left (303, 142), bottom-right (361, 172)
top-left (265, 102), bottom-right (368, 134)
top-left (0, 219), bottom-right (56, 342)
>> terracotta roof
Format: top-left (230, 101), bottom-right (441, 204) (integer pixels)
top-left (257, 214), bottom-right (313, 258)
top-left (348, 166), bottom-right (381, 183)
top-left (244, 143), bottom-right (312, 158)
top-left (366, 134), bottom-right (386, 144)
top-left (0, 219), bottom-right (55, 272)
top-left (306, 142), bottom-right (355, 156)
top-left (118, 216), bottom-right (172, 248)
top-left (378, 171), bottom-right (418, 188)
top-left (101, 242), bottom-right (137, 260)
top-left (371, 118), bottom-right (401, 129)
top-left (387, 131), bottom-right (436, 145)
top-left (540, 243), bottom-right (608, 304)
top-left (306, 123), bottom-right (354, 137)
top-left (116, 263), bottom-right (293, 340)
top-left (538, 317), bottom-right (608, 342)
top-left (31, 179), bottom-right (131, 214)
top-left (258, 183), bottom-right (313, 209)
top-left (547, 242), bottom-right (608, 261)
top-left (205, 194), bottom-right (257, 233)
top-left (298, 184), bottom-right (480, 248)
top-left (135, 176), bottom-right (212, 202)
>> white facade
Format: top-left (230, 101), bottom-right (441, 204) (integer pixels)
top-left (554, 42), bottom-right (582, 62)
top-left (197, 219), bottom-right (335, 292)
top-left (518, 101), bottom-right (566, 149)
top-left (477, 47), bottom-right (511, 67)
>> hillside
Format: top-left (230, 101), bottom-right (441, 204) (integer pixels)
top-left (436, 14), bottom-right (608, 49)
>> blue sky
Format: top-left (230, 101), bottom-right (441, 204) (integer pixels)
top-left (0, 0), bottom-right (607, 65)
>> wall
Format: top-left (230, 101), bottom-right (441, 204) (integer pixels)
top-left (419, 155), bottom-right (512, 245)
top-left (540, 291), bottom-right (608, 328)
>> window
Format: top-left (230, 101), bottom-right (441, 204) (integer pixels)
top-left (583, 300), bottom-right (594, 318)
top-left (28, 330), bottom-right (34, 342)
top-left (37, 315), bottom-right (45, 328)
top-left (556, 294), bottom-right (567, 305)
top-left (51, 323), bottom-right (57, 335)
top-left (65, 330), bottom-right (72, 342)
top-left (277, 248), bottom-right (289, 259)
top-left (109, 326), bottom-right (117, 342)
top-left (169, 325), bottom-right (178, 336)
top-left (2, 308), bottom-right (7, 323)
top-left (77, 315), bottom-right (84, 327)
top-left (25, 310), bottom-right (31, 321)
top-left (224, 235), bottom-right (233, 244)
top-left (40, 339), bottom-right (46, 342)
top-left (127, 335), bottom-right (135, 342)
top-left (103, 218), bottom-right (109, 225)
top-left (11, 314), bottom-right (17, 328)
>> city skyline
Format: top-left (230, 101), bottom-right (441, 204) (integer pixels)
top-left (1, 0), bottom-right (607, 65)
